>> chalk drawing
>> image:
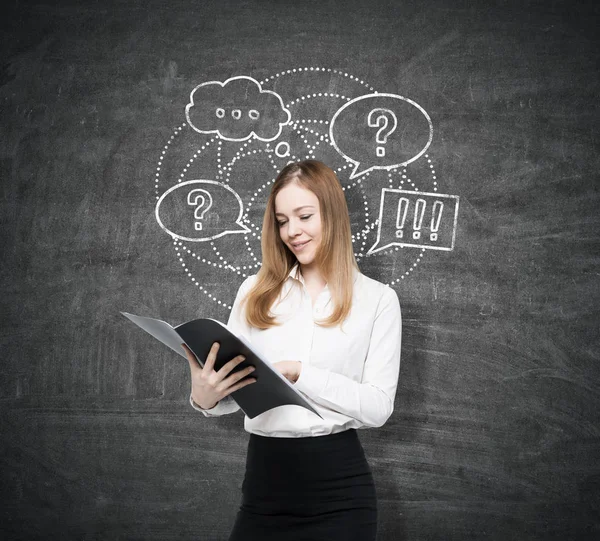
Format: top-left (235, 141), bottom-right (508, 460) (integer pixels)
top-left (330, 93), bottom-right (433, 179)
top-left (368, 189), bottom-right (459, 254)
top-left (275, 141), bottom-right (291, 158)
top-left (367, 108), bottom-right (397, 158)
top-left (187, 188), bottom-right (213, 231)
top-left (155, 180), bottom-right (250, 242)
top-left (152, 67), bottom-right (460, 306)
top-left (185, 76), bottom-right (291, 142)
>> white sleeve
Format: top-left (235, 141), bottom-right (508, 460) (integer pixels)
top-left (189, 394), bottom-right (240, 416)
top-left (294, 286), bottom-right (401, 427)
top-left (189, 275), bottom-right (256, 417)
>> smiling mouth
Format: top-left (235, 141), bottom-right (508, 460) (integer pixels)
top-left (291, 240), bottom-right (310, 250)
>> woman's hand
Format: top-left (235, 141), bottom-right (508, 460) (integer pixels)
top-left (273, 360), bottom-right (302, 383)
top-left (183, 342), bottom-right (256, 410)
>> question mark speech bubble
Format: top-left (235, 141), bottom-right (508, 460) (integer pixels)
top-left (330, 93), bottom-right (433, 179)
top-left (187, 189), bottom-right (213, 231)
top-left (155, 180), bottom-right (250, 242)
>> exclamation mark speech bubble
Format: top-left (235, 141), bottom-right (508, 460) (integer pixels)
top-left (368, 189), bottom-right (459, 254)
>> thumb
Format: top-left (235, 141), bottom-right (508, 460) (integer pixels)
top-left (182, 343), bottom-right (200, 371)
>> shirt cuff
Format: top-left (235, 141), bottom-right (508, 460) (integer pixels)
top-left (189, 394), bottom-right (240, 417)
top-left (189, 394), bottom-right (221, 416)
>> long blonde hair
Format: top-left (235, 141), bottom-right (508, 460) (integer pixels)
top-left (242, 160), bottom-right (359, 329)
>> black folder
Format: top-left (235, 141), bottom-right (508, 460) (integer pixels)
top-left (121, 312), bottom-right (322, 419)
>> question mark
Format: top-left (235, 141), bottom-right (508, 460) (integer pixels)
top-left (367, 108), bottom-right (398, 158)
top-left (187, 189), bottom-right (213, 231)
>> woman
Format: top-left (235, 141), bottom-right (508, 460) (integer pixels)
top-left (183, 160), bottom-right (401, 540)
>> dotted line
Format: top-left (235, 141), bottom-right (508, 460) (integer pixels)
top-left (291, 125), bottom-right (314, 158)
top-left (290, 122), bottom-right (329, 160)
top-left (243, 175), bottom-right (276, 237)
top-left (216, 139), bottom-right (223, 180)
top-left (285, 92), bottom-right (350, 108)
top-left (260, 67), bottom-right (375, 92)
top-left (220, 144), bottom-right (275, 185)
top-left (173, 238), bottom-right (262, 309)
top-left (389, 249), bottom-right (427, 283)
top-left (293, 119), bottom-right (329, 125)
top-left (265, 143), bottom-right (285, 171)
top-left (327, 162), bottom-right (372, 259)
top-left (173, 238), bottom-right (235, 309)
top-left (217, 139), bottom-right (257, 184)
top-left (155, 123), bottom-right (186, 199)
top-left (291, 121), bottom-right (328, 141)
top-left (425, 154), bottom-right (438, 192)
top-left (352, 175), bottom-right (372, 260)
top-left (397, 167), bottom-right (417, 191)
top-left (354, 220), bottom-right (378, 241)
top-left (178, 137), bottom-right (217, 182)
top-left (208, 240), bottom-right (261, 278)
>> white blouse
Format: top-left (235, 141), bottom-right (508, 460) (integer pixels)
top-left (190, 264), bottom-right (402, 438)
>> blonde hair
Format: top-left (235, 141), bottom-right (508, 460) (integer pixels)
top-left (242, 160), bottom-right (359, 329)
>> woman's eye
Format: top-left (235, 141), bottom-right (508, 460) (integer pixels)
top-left (300, 215), bottom-right (312, 220)
top-left (277, 221), bottom-right (286, 227)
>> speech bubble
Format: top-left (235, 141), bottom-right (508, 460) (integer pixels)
top-left (155, 180), bottom-right (250, 242)
top-left (368, 189), bottom-right (459, 254)
top-left (185, 76), bottom-right (291, 142)
top-left (330, 93), bottom-right (433, 179)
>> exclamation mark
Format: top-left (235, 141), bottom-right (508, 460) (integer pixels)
top-left (430, 201), bottom-right (444, 242)
top-left (395, 197), bottom-right (409, 238)
top-left (413, 199), bottom-right (426, 240)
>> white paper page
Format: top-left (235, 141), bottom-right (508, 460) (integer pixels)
top-left (121, 312), bottom-right (187, 359)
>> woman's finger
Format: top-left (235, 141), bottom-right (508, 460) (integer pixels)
top-left (220, 375), bottom-right (257, 398)
top-left (220, 365), bottom-right (255, 390)
top-left (203, 341), bottom-right (220, 373)
top-left (217, 354), bottom-right (247, 380)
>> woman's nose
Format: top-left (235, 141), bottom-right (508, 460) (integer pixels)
top-left (287, 219), bottom-right (301, 236)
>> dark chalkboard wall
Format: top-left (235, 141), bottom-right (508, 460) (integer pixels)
top-left (1, 0), bottom-right (599, 539)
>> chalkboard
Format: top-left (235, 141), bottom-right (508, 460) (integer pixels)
top-left (1, 0), bottom-right (599, 540)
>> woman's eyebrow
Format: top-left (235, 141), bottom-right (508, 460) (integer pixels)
top-left (275, 205), bottom-right (315, 216)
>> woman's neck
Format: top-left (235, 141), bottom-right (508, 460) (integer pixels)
top-left (298, 263), bottom-right (326, 289)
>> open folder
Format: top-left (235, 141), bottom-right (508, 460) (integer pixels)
top-left (121, 312), bottom-right (322, 420)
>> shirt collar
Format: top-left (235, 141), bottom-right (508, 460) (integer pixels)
top-left (287, 263), bottom-right (304, 284)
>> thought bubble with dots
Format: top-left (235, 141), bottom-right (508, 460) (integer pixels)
top-left (185, 76), bottom-right (291, 142)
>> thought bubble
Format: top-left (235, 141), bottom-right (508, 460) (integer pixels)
top-left (185, 76), bottom-right (291, 142)
top-left (330, 93), bottom-right (433, 179)
top-left (368, 189), bottom-right (459, 254)
top-left (155, 180), bottom-right (250, 242)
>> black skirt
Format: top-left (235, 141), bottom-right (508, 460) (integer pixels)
top-left (228, 429), bottom-right (377, 541)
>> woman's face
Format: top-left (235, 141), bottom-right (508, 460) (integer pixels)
top-left (274, 182), bottom-right (322, 268)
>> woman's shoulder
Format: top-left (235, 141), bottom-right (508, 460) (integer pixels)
top-left (356, 271), bottom-right (394, 293)
top-left (238, 273), bottom-right (259, 294)
top-left (355, 271), bottom-right (400, 305)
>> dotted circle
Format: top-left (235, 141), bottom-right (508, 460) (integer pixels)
top-left (154, 68), bottom-right (439, 302)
